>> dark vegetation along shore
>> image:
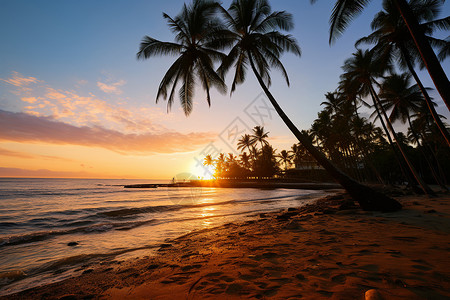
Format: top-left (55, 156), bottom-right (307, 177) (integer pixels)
top-left (3, 191), bottom-right (449, 299)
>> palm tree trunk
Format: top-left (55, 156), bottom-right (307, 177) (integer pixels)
top-left (407, 115), bottom-right (448, 191)
top-left (393, 0), bottom-right (450, 111)
top-left (247, 51), bottom-right (402, 211)
top-left (370, 88), bottom-right (414, 187)
top-left (369, 84), bottom-right (435, 195)
top-left (399, 44), bottom-right (450, 147)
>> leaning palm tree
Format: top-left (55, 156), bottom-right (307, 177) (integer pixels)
top-left (137, 0), bottom-right (226, 116)
top-left (356, 0), bottom-right (450, 146)
top-left (316, 0), bottom-right (450, 110)
top-left (217, 0), bottom-right (401, 211)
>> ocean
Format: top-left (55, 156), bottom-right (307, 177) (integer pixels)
top-left (0, 178), bottom-right (328, 296)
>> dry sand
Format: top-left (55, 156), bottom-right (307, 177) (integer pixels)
top-left (2, 192), bottom-right (450, 299)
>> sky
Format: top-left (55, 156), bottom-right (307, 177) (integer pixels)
top-left (0, 0), bottom-right (449, 179)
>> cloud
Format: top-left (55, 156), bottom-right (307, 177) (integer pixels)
top-left (21, 97), bottom-right (38, 103)
top-left (2, 72), bottom-right (177, 135)
top-left (0, 167), bottom-right (103, 179)
top-left (0, 147), bottom-right (75, 161)
top-left (0, 110), bottom-right (214, 154)
top-left (0, 71), bottom-right (40, 87)
top-left (97, 80), bottom-right (126, 94)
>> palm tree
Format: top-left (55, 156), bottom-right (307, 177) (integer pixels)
top-left (380, 73), bottom-right (448, 190)
top-left (237, 134), bottom-right (254, 153)
top-left (341, 49), bottom-right (434, 194)
top-left (239, 152), bottom-right (252, 171)
top-left (215, 153), bottom-right (226, 178)
top-left (321, 91), bottom-right (344, 115)
top-left (318, 0), bottom-right (450, 110)
top-left (277, 150), bottom-right (292, 171)
top-left (356, 0), bottom-right (450, 146)
top-left (137, 0), bottom-right (226, 116)
top-left (218, 0), bottom-right (401, 211)
top-left (250, 126), bottom-right (270, 150)
top-left (204, 154), bottom-right (214, 167)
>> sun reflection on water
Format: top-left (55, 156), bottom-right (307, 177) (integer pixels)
top-left (199, 205), bottom-right (216, 228)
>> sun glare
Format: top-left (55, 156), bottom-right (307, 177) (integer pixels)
top-left (191, 162), bottom-right (215, 180)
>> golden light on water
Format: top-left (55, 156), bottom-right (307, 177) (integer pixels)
top-left (199, 201), bottom-right (216, 228)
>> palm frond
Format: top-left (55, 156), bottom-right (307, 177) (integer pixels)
top-left (156, 56), bottom-right (185, 100)
top-left (253, 11), bottom-right (294, 33)
top-left (437, 37), bottom-right (450, 61)
top-left (179, 68), bottom-right (195, 116)
top-left (137, 37), bottom-right (183, 59)
top-left (329, 0), bottom-right (372, 44)
top-left (421, 16), bottom-right (450, 32)
top-left (162, 13), bottom-right (189, 43)
top-left (265, 32), bottom-right (301, 56)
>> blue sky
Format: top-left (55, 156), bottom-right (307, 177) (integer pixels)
top-left (0, 0), bottom-right (449, 179)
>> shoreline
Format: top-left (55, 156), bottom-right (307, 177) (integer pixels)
top-left (124, 179), bottom-right (342, 190)
top-left (2, 192), bottom-right (450, 299)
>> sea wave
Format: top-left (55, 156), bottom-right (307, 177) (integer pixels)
top-left (0, 219), bottom-right (157, 248)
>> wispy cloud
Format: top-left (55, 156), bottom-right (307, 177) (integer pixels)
top-left (0, 110), bottom-right (214, 154)
top-left (0, 71), bottom-right (40, 87)
top-left (0, 167), bottom-right (104, 179)
top-left (1, 72), bottom-right (171, 134)
top-left (0, 147), bottom-right (76, 161)
top-left (97, 80), bottom-right (126, 94)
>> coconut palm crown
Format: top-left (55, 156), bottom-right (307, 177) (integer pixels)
top-left (137, 0), bottom-right (227, 116)
top-left (214, 0), bottom-right (301, 93)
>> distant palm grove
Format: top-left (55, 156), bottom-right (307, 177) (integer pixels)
top-left (138, 0), bottom-right (449, 211)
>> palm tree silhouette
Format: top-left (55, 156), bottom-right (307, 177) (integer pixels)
top-left (341, 49), bottom-right (433, 194)
top-left (217, 0), bottom-right (401, 211)
top-left (237, 134), bottom-right (254, 153)
top-left (137, 0), bottom-right (226, 115)
top-left (356, 0), bottom-right (450, 146)
top-left (250, 126), bottom-right (270, 150)
top-left (379, 73), bottom-right (448, 190)
top-left (317, 0), bottom-right (450, 110)
top-left (277, 150), bottom-right (292, 171)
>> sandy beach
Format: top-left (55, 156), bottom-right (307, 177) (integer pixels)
top-left (2, 191), bottom-right (450, 300)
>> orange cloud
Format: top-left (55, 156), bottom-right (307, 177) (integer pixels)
top-left (0, 167), bottom-right (104, 179)
top-left (1, 71), bottom-right (40, 87)
top-left (0, 147), bottom-right (75, 161)
top-left (0, 110), bottom-right (214, 154)
top-left (21, 97), bottom-right (38, 103)
top-left (97, 80), bottom-right (126, 94)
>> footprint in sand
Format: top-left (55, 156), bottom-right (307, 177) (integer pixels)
top-left (412, 264), bottom-right (432, 271)
top-left (331, 274), bottom-right (347, 283)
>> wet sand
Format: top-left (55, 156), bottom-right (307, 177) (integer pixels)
top-left (3, 192), bottom-right (450, 299)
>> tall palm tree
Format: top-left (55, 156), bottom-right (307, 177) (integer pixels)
top-left (380, 73), bottom-right (448, 190)
top-left (237, 134), bottom-right (254, 153)
top-left (137, 0), bottom-right (226, 116)
top-left (356, 0), bottom-right (450, 146)
top-left (218, 0), bottom-right (401, 211)
top-left (250, 126), bottom-right (270, 150)
top-left (341, 49), bottom-right (434, 194)
top-left (318, 0), bottom-right (450, 110)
